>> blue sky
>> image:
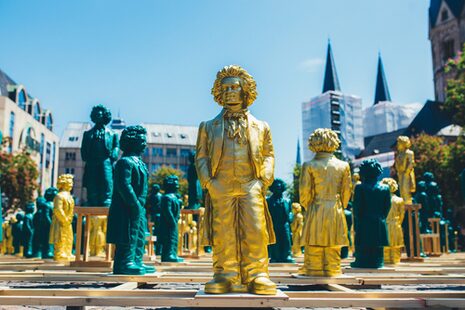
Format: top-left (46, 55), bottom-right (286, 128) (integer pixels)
top-left (0, 0), bottom-right (433, 181)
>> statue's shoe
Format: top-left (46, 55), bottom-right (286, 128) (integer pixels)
top-left (204, 277), bottom-right (231, 294)
top-left (138, 263), bottom-right (156, 273)
top-left (161, 255), bottom-right (184, 263)
top-left (248, 276), bottom-right (277, 295)
top-left (298, 268), bottom-right (325, 277)
top-left (325, 270), bottom-right (342, 277)
top-left (283, 256), bottom-right (296, 263)
top-left (113, 263), bottom-right (146, 275)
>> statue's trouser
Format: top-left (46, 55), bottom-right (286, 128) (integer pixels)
top-left (152, 215), bottom-right (162, 255)
top-left (54, 224), bottom-right (73, 261)
top-left (269, 228), bottom-right (292, 261)
top-left (85, 159), bottom-right (113, 206)
top-left (384, 247), bottom-right (401, 264)
top-left (301, 245), bottom-right (342, 276)
top-left (398, 174), bottom-right (413, 204)
top-left (209, 178), bottom-right (270, 288)
top-left (90, 216), bottom-right (107, 256)
top-left (114, 211), bottom-right (146, 270)
top-left (161, 222), bottom-right (179, 260)
top-left (23, 234), bottom-right (33, 257)
top-left (353, 246), bottom-right (384, 268)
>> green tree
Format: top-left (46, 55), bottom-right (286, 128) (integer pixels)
top-left (445, 45), bottom-right (465, 126)
top-left (288, 163), bottom-right (301, 203)
top-left (149, 165), bottom-right (188, 197)
top-left (0, 149), bottom-right (39, 211)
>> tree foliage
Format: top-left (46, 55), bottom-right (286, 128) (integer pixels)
top-left (149, 165), bottom-right (188, 197)
top-left (445, 45), bottom-right (465, 127)
top-left (288, 163), bottom-right (301, 203)
top-left (0, 149), bottom-right (39, 212)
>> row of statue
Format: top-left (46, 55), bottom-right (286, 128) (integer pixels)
top-left (1, 65), bottom-right (464, 297)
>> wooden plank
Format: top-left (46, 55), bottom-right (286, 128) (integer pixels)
top-left (110, 282), bottom-right (140, 290)
top-left (325, 284), bottom-right (354, 292)
top-left (75, 214), bottom-right (83, 262)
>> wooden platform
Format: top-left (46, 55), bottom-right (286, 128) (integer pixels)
top-left (0, 253), bottom-right (464, 308)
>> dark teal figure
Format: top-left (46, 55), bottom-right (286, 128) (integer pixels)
top-left (81, 105), bottom-right (119, 206)
top-left (12, 213), bottom-right (24, 254)
top-left (341, 205), bottom-right (352, 259)
top-left (33, 187), bottom-right (58, 258)
top-left (22, 203), bottom-right (35, 258)
top-left (351, 159), bottom-right (391, 269)
top-left (160, 175), bottom-right (184, 263)
top-left (107, 125), bottom-right (155, 275)
top-left (267, 179), bottom-right (294, 263)
top-left (414, 181), bottom-right (430, 233)
top-left (424, 172), bottom-right (443, 219)
top-left (148, 184), bottom-right (162, 255)
top-left (186, 151), bottom-right (202, 210)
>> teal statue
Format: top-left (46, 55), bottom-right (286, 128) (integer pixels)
top-left (160, 175), bottom-right (184, 262)
top-left (81, 104), bottom-right (119, 206)
top-left (267, 179), bottom-right (294, 263)
top-left (33, 187), bottom-right (58, 258)
top-left (186, 151), bottom-right (202, 210)
top-left (148, 184), bottom-right (162, 255)
top-left (351, 159), bottom-right (391, 269)
top-left (414, 181), bottom-right (430, 233)
top-left (107, 125), bottom-right (155, 275)
top-left (22, 203), bottom-right (35, 258)
top-left (341, 205), bottom-right (352, 259)
top-left (423, 172), bottom-right (443, 218)
top-left (12, 212), bottom-right (24, 254)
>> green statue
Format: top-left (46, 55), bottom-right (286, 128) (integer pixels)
top-left (351, 159), bottom-right (391, 269)
top-left (12, 212), bottom-right (24, 255)
top-left (160, 175), bottom-right (184, 262)
top-left (81, 104), bottom-right (119, 206)
top-left (107, 125), bottom-right (155, 275)
top-left (423, 172), bottom-right (443, 219)
top-left (186, 151), bottom-right (202, 210)
top-left (148, 184), bottom-right (162, 255)
top-left (33, 187), bottom-right (58, 258)
top-left (341, 205), bottom-right (352, 259)
top-left (414, 181), bottom-right (430, 233)
top-left (267, 179), bottom-right (294, 263)
top-left (22, 202), bottom-right (35, 258)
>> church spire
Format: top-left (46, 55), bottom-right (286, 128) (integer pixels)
top-left (322, 40), bottom-right (341, 93)
top-left (296, 137), bottom-right (302, 165)
top-left (374, 53), bottom-right (392, 105)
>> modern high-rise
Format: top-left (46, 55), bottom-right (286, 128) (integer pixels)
top-left (301, 41), bottom-right (364, 160)
top-left (0, 68), bottom-right (59, 194)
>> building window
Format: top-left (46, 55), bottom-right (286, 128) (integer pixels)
top-left (144, 148), bottom-right (149, 157)
top-left (40, 134), bottom-right (45, 169)
top-left (45, 142), bottom-right (51, 168)
top-left (180, 133), bottom-right (187, 139)
top-left (180, 148), bottom-right (191, 158)
top-left (65, 152), bottom-right (76, 161)
top-left (166, 148), bottom-right (177, 157)
top-left (151, 163), bottom-right (162, 172)
top-left (443, 40), bottom-right (455, 61)
top-left (51, 142), bottom-right (56, 185)
top-left (180, 164), bottom-right (188, 174)
top-left (441, 9), bottom-right (448, 22)
top-left (8, 112), bottom-right (15, 153)
top-left (152, 147), bottom-right (163, 157)
top-left (34, 103), bottom-right (41, 122)
top-left (65, 168), bottom-right (75, 175)
top-left (68, 136), bottom-right (79, 142)
top-left (18, 90), bottom-right (27, 110)
top-left (46, 114), bottom-right (53, 131)
top-left (166, 133), bottom-right (173, 138)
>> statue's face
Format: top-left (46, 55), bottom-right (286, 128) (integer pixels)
top-left (133, 134), bottom-right (147, 155)
top-left (272, 181), bottom-right (285, 194)
top-left (165, 179), bottom-right (180, 193)
top-left (221, 77), bottom-right (244, 112)
top-left (93, 108), bottom-right (105, 125)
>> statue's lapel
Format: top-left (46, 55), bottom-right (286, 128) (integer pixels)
top-left (247, 113), bottom-right (259, 157)
top-left (212, 110), bottom-right (225, 160)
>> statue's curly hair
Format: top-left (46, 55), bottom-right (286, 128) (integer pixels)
top-left (270, 178), bottom-right (287, 193)
top-left (381, 177), bottom-right (398, 193)
top-left (120, 125), bottom-right (147, 153)
top-left (308, 128), bottom-right (340, 153)
top-left (211, 65), bottom-right (257, 107)
top-left (90, 104), bottom-right (112, 125)
top-left (397, 136), bottom-right (411, 149)
top-left (163, 174), bottom-right (179, 191)
top-left (57, 174), bottom-right (74, 190)
top-left (359, 159), bottom-right (383, 181)
top-left (44, 187), bottom-right (58, 201)
top-left (423, 172), bottom-right (435, 182)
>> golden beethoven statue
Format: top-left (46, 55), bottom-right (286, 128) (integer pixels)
top-left (299, 128), bottom-right (351, 277)
top-left (196, 65), bottom-right (276, 295)
top-left (394, 136), bottom-right (416, 204)
top-left (49, 174), bottom-right (75, 262)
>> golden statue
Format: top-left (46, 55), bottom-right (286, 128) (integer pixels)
top-left (196, 65), bottom-right (276, 295)
top-left (89, 217), bottom-right (107, 256)
top-left (352, 173), bottom-right (361, 200)
top-left (394, 136), bottom-right (416, 204)
top-left (2, 218), bottom-right (14, 254)
top-left (299, 128), bottom-right (351, 277)
top-left (381, 178), bottom-right (405, 264)
top-left (291, 203), bottom-right (304, 257)
top-left (49, 174), bottom-right (75, 262)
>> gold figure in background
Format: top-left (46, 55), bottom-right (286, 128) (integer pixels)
top-left (381, 178), bottom-right (405, 265)
top-left (291, 203), bottom-right (304, 257)
top-left (299, 128), bottom-right (351, 277)
top-left (352, 173), bottom-right (361, 200)
top-left (196, 65), bottom-right (276, 295)
top-left (89, 217), bottom-right (107, 256)
top-left (49, 174), bottom-right (75, 262)
top-left (2, 218), bottom-right (14, 254)
top-left (395, 136), bottom-right (416, 204)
